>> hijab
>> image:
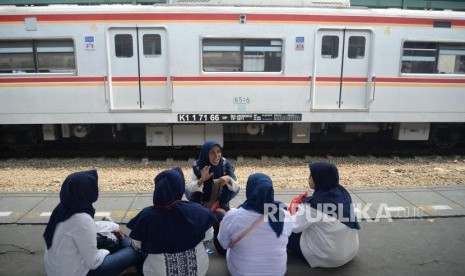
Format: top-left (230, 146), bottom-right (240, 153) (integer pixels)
top-left (43, 170), bottom-right (99, 249)
top-left (240, 173), bottom-right (284, 237)
top-left (192, 140), bottom-right (235, 201)
top-left (303, 162), bottom-right (360, 229)
top-left (128, 168), bottom-right (216, 254)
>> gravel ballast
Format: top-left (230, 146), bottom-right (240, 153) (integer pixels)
top-left (1, 156), bottom-right (465, 192)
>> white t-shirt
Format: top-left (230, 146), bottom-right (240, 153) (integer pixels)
top-left (292, 204), bottom-right (359, 268)
top-left (44, 213), bottom-right (113, 276)
top-left (218, 207), bottom-right (292, 276)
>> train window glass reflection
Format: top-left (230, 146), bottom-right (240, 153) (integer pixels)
top-left (36, 40), bottom-right (75, 73)
top-left (437, 43), bottom-right (465, 74)
top-left (348, 36), bottom-right (365, 59)
top-left (402, 42), bottom-right (436, 73)
top-left (321, 36), bottom-right (339, 59)
top-left (0, 40), bottom-right (34, 73)
top-left (401, 41), bottom-right (465, 74)
top-left (243, 40), bottom-right (282, 72)
top-left (0, 39), bottom-right (75, 74)
top-left (143, 34), bottom-right (161, 56)
top-left (202, 38), bottom-right (282, 72)
top-left (115, 34), bottom-right (133, 58)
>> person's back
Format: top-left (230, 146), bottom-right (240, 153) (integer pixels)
top-left (293, 204), bottom-right (359, 267)
top-left (287, 162), bottom-right (360, 268)
top-left (44, 213), bottom-right (106, 276)
top-left (219, 207), bottom-right (292, 276)
top-left (43, 170), bottom-right (142, 276)
top-left (139, 240), bottom-right (210, 276)
top-left (128, 167), bottom-right (216, 276)
top-left (218, 173), bottom-right (292, 276)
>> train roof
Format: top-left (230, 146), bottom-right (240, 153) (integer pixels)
top-left (0, 0), bottom-right (464, 11)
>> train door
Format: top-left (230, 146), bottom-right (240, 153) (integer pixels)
top-left (107, 27), bottom-right (169, 110)
top-left (312, 28), bottom-right (372, 110)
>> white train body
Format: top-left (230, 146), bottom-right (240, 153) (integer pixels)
top-left (0, 1), bottom-right (464, 147)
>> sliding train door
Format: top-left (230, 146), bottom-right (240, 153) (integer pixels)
top-left (312, 28), bottom-right (372, 110)
top-left (107, 27), bottom-right (169, 110)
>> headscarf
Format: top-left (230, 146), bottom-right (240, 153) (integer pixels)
top-left (240, 173), bottom-right (284, 237)
top-left (192, 140), bottom-right (236, 202)
top-left (43, 170), bottom-right (99, 249)
top-left (303, 162), bottom-right (360, 229)
top-left (128, 168), bottom-right (216, 254)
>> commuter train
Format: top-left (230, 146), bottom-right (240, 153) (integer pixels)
top-left (1, 0), bottom-right (465, 150)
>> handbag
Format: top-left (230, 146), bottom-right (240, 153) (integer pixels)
top-left (96, 232), bottom-right (121, 253)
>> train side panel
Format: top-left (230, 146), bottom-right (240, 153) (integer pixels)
top-left (0, 5), bottom-right (464, 146)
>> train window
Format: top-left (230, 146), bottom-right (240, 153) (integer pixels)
top-left (0, 39), bottom-right (75, 74)
top-left (0, 40), bottom-right (34, 73)
top-left (36, 40), bottom-right (75, 73)
top-left (402, 42), bottom-right (436, 73)
top-left (438, 43), bottom-right (465, 74)
top-left (143, 34), bottom-right (161, 56)
top-left (243, 40), bottom-right (282, 72)
top-left (402, 41), bottom-right (465, 75)
top-left (321, 36), bottom-right (339, 59)
top-left (202, 38), bottom-right (282, 72)
top-left (115, 34), bottom-right (133, 58)
top-left (348, 36), bottom-right (365, 59)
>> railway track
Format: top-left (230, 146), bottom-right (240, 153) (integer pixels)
top-left (1, 140), bottom-right (465, 160)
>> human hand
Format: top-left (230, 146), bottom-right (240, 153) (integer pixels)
top-left (200, 166), bottom-right (213, 182)
top-left (218, 176), bottom-right (231, 186)
top-left (114, 229), bottom-right (125, 240)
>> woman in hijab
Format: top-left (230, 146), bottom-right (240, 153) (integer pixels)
top-left (287, 162), bottom-right (360, 268)
top-left (185, 140), bottom-right (239, 211)
top-left (43, 170), bottom-right (142, 276)
top-left (217, 173), bottom-right (292, 276)
top-left (127, 167), bottom-right (216, 276)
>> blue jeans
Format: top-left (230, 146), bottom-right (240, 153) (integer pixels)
top-left (287, 232), bottom-right (305, 261)
top-left (87, 236), bottom-right (145, 276)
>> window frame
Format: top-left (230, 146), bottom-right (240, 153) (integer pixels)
top-left (401, 40), bottom-right (465, 75)
top-left (201, 37), bottom-right (284, 73)
top-left (0, 38), bottom-right (76, 75)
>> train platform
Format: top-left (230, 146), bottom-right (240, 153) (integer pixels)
top-left (1, 186), bottom-right (465, 275)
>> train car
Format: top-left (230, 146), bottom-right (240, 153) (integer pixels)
top-left (0, 0), bottom-right (464, 150)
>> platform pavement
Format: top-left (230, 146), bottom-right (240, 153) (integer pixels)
top-left (1, 186), bottom-right (465, 275)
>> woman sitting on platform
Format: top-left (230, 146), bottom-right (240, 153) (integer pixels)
top-left (127, 167), bottom-right (216, 276)
top-left (287, 162), bottom-right (360, 268)
top-left (43, 170), bottom-right (142, 276)
top-left (217, 173), bottom-right (292, 276)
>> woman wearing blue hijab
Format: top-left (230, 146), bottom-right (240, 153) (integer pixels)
top-left (185, 140), bottom-right (239, 211)
top-left (287, 162), bottom-right (360, 268)
top-left (43, 170), bottom-right (142, 276)
top-left (217, 173), bottom-right (292, 276)
top-left (127, 168), bottom-right (216, 276)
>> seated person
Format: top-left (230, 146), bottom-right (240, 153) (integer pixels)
top-left (127, 168), bottom-right (216, 276)
top-left (217, 173), bottom-right (292, 276)
top-left (185, 140), bottom-right (239, 211)
top-left (287, 162), bottom-right (360, 268)
top-left (43, 170), bottom-right (143, 276)
top-left (402, 61), bottom-right (413, 73)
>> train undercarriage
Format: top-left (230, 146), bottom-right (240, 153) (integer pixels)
top-left (1, 122), bottom-right (464, 153)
